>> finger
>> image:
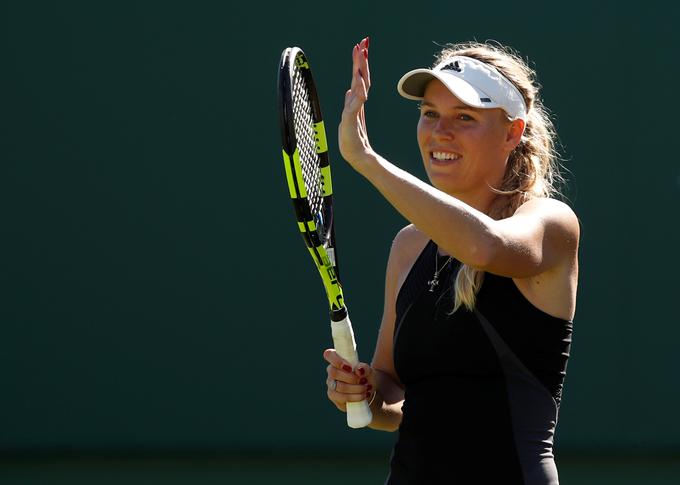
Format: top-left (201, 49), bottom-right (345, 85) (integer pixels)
top-left (323, 349), bottom-right (354, 373)
top-left (343, 78), bottom-right (367, 118)
top-left (347, 43), bottom-right (367, 104)
top-left (329, 378), bottom-right (368, 395)
top-left (357, 69), bottom-right (368, 101)
top-left (350, 47), bottom-right (367, 98)
top-left (361, 52), bottom-right (370, 91)
top-left (355, 362), bottom-right (373, 379)
top-left (354, 36), bottom-right (370, 89)
top-left (327, 364), bottom-right (359, 385)
top-left (354, 363), bottom-right (375, 391)
top-left (350, 43), bottom-right (360, 92)
top-left (356, 77), bottom-right (368, 132)
top-left (359, 47), bottom-right (370, 91)
top-left (347, 68), bottom-right (367, 110)
top-left (350, 49), bottom-right (369, 98)
top-left (360, 35), bottom-right (369, 52)
top-left (327, 387), bottom-right (369, 404)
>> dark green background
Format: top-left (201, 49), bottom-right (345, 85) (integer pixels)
top-left (2, 0), bottom-right (679, 482)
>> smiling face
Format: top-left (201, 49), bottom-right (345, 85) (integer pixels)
top-left (417, 79), bottom-right (524, 210)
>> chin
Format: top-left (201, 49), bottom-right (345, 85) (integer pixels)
top-left (429, 178), bottom-right (463, 197)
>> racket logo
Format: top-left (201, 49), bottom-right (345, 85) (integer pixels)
top-left (294, 53), bottom-right (309, 69)
top-left (332, 294), bottom-right (344, 311)
top-left (326, 265), bottom-right (338, 283)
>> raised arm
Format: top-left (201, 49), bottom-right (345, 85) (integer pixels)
top-left (339, 39), bottom-right (579, 279)
top-left (353, 159), bottom-right (579, 278)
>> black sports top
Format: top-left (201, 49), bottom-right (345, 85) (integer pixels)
top-left (386, 241), bottom-right (572, 485)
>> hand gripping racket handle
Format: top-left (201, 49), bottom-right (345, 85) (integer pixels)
top-left (330, 314), bottom-right (373, 429)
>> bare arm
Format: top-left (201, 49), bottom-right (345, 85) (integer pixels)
top-left (322, 224), bottom-right (428, 432)
top-left (368, 225), bottom-right (429, 431)
top-left (356, 158), bottom-right (580, 277)
top-left (339, 40), bottom-right (579, 278)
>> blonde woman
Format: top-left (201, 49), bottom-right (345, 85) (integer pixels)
top-left (323, 37), bottom-right (579, 484)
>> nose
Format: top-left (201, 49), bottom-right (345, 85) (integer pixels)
top-left (432, 115), bottom-right (456, 140)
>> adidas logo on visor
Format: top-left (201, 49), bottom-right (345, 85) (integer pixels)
top-left (441, 61), bottom-right (462, 72)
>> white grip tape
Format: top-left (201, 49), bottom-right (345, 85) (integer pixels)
top-left (330, 314), bottom-right (373, 429)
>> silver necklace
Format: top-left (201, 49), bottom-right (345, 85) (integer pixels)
top-left (428, 252), bottom-right (452, 292)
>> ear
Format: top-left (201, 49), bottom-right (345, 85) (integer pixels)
top-left (505, 118), bottom-right (525, 150)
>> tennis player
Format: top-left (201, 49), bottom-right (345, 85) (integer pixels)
top-left (323, 37), bottom-right (579, 484)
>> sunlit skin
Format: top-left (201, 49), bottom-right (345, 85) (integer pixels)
top-left (325, 38), bottom-right (579, 433)
top-left (417, 79), bottom-right (525, 213)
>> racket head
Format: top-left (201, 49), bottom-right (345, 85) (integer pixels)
top-left (278, 47), bottom-right (346, 318)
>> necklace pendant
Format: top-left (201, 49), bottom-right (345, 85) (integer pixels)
top-left (428, 276), bottom-right (439, 292)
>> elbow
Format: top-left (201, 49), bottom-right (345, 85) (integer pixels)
top-left (464, 229), bottom-right (500, 270)
top-left (369, 421), bottom-right (401, 433)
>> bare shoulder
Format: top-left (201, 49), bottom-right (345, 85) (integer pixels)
top-left (514, 197), bottom-right (578, 222)
top-left (510, 198), bottom-right (580, 320)
top-left (514, 198), bottom-right (580, 249)
top-left (387, 225), bottom-right (430, 293)
top-left (390, 224), bottom-right (430, 268)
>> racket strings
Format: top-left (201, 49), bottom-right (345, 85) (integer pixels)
top-left (291, 66), bottom-right (324, 224)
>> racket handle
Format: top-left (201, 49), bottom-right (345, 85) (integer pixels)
top-left (330, 314), bottom-right (373, 429)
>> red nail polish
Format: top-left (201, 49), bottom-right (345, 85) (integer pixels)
top-left (359, 377), bottom-right (367, 385)
top-left (363, 48), bottom-right (368, 60)
top-left (366, 36), bottom-right (370, 49)
top-left (342, 365), bottom-right (352, 373)
top-left (358, 368), bottom-right (365, 376)
top-left (366, 392), bottom-right (372, 398)
top-left (367, 384), bottom-right (373, 391)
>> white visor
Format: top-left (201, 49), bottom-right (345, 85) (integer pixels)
top-left (397, 56), bottom-right (527, 121)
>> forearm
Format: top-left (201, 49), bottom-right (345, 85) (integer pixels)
top-left (368, 390), bottom-right (404, 432)
top-left (358, 153), bottom-right (497, 267)
top-left (368, 369), bottom-right (404, 432)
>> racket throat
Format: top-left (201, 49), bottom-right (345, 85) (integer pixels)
top-left (330, 307), bottom-right (348, 322)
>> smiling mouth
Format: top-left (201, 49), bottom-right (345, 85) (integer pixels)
top-left (431, 151), bottom-right (462, 163)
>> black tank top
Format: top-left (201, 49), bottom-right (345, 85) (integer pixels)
top-left (386, 241), bottom-right (572, 485)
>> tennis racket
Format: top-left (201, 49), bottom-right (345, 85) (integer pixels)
top-left (277, 47), bottom-right (372, 429)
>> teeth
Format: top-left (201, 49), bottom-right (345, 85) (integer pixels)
top-left (432, 151), bottom-right (460, 160)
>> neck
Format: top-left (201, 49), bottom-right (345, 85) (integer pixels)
top-left (452, 189), bottom-right (499, 215)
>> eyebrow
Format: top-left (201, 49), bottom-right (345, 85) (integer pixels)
top-left (419, 100), bottom-right (481, 111)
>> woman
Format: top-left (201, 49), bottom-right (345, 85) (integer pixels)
top-left (323, 37), bottom-right (579, 484)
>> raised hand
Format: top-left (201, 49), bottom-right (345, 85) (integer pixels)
top-left (338, 36), bottom-right (374, 173)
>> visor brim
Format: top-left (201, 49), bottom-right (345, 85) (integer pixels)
top-left (397, 69), bottom-right (500, 110)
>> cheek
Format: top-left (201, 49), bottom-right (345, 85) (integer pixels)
top-left (416, 122), bottom-right (429, 153)
top-left (473, 125), bottom-right (507, 156)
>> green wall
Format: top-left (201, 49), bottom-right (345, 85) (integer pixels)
top-left (2, 0), bottom-right (679, 455)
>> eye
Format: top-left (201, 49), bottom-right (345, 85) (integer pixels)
top-left (419, 106), bottom-right (439, 119)
top-left (458, 113), bottom-right (475, 121)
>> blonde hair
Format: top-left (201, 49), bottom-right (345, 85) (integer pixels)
top-left (433, 42), bottom-right (565, 313)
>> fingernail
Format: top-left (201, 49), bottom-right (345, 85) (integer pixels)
top-left (366, 392), bottom-right (372, 398)
top-left (363, 48), bottom-right (368, 60)
top-left (342, 365), bottom-right (352, 373)
top-left (358, 368), bottom-right (365, 376)
top-left (359, 377), bottom-right (367, 385)
top-left (366, 36), bottom-right (370, 49)
top-left (367, 384), bottom-right (373, 391)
